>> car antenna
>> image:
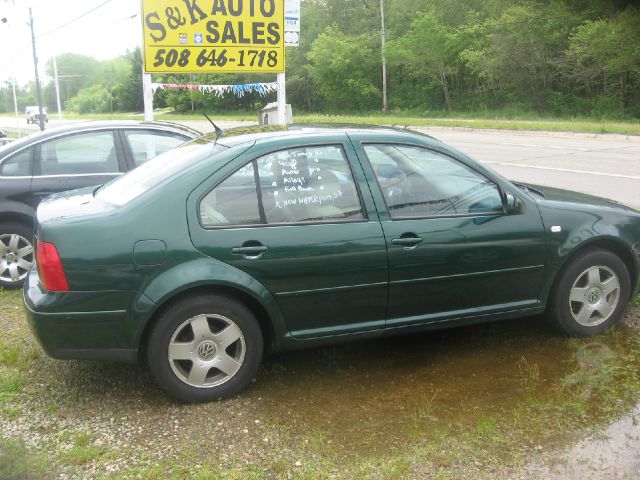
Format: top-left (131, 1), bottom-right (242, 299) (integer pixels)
top-left (202, 112), bottom-right (224, 138)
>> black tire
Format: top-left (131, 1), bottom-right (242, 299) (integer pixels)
top-left (147, 294), bottom-right (263, 403)
top-left (548, 248), bottom-right (630, 336)
top-left (0, 222), bottom-right (35, 290)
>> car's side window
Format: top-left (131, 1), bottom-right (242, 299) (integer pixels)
top-left (364, 144), bottom-right (503, 218)
top-left (38, 132), bottom-right (119, 176)
top-left (0, 148), bottom-right (33, 177)
top-left (124, 130), bottom-right (187, 167)
top-left (199, 145), bottom-right (365, 227)
top-left (200, 163), bottom-right (261, 226)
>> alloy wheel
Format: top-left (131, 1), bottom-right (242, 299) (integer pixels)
top-left (0, 233), bottom-right (34, 285)
top-left (569, 265), bottom-right (621, 327)
top-left (168, 314), bottom-right (246, 388)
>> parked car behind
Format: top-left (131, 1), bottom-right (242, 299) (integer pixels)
top-left (24, 125), bottom-right (640, 402)
top-left (0, 129), bottom-right (11, 146)
top-left (25, 106), bottom-right (48, 125)
top-left (0, 120), bottom-right (200, 289)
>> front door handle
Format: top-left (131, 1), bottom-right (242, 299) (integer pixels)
top-left (232, 244), bottom-right (269, 258)
top-left (391, 236), bottom-right (423, 248)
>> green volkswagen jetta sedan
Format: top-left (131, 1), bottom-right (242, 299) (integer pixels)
top-left (23, 125), bottom-right (640, 402)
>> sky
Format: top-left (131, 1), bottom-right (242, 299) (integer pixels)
top-left (0, 0), bottom-right (143, 85)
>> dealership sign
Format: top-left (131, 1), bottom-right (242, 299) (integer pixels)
top-left (141, 0), bottom-right (285, 73)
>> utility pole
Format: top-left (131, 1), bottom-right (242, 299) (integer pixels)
top-left (12, 80), bottom-right (20, 137)
top-left (53, 56), bottom-right (62, 120)
top-left (28, 7), bottom-right (45, 131)
top-left (380, 0), bottom-right (388, 113)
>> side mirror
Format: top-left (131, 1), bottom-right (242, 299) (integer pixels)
top-left (504, 192), bottom-right (520, 214)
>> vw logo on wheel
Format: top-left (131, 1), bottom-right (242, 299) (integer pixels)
top-left (197, 341), bottom-right (217, 360)
top-left (588, 289), bottom-right (601, 304)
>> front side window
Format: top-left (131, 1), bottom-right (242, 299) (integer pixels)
top-left (39, 131), bottom-right (119, 176)
top-left (124, 130), bottom-right (187, 167)
top-left (199, 145), bottom-right (364, 227)
top-left (364, 144), bottom-right (503, 218)
top-left (0, 148), bottom-right (33, 177)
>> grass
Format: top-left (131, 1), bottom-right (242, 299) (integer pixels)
top-left (2, 110), bottom-right (640, 135)
top-left (0, 438), bottom-right (50, 480)
top-left (293, 113), bottom-right (640, 135)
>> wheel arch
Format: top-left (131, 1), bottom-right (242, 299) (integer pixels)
top-left (0, 211), bottom-right (36, 231)
top-left (546, 237), bottom-right (637, 305)
top-left (137, 283), bottom-right (282, 362)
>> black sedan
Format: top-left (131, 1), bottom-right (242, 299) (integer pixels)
top-left (0, 120), bottom-right (200, 289)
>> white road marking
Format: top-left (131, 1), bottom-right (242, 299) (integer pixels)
top-left (482, 161), bottom-right (640, 180)
top-left (501, 142), bottom-right (590, 151)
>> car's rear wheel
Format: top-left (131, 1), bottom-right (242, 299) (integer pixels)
top-left (147, 294), bottom-right (263, 402)
top-left (548, 249), bottom-right (630, 336)
top-left (0, 223), bottom-right (35, 290)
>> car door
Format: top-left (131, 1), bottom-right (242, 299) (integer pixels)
top-left (351, 138), bottom-right (547, 327)
top-left (188, 137), bottom-right (389, 339)
top-left (30, 130), bottom-right (126, 204)
top-left (119, 129), bottom-right (192, 170)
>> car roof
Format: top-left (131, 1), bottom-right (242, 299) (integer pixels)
top-left (35, 120), bottom-right (202, 137)
top-left (0, 120), bottom-right (202, 157)
top-left (211, 123), bottom-right (440, 148)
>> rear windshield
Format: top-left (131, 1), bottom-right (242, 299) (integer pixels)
top-left (96, 141), bottom-right (227, 206)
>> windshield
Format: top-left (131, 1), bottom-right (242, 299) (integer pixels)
top-left (96, 141), bottom-right (227, 206)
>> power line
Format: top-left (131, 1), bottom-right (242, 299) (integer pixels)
top-left (37, 0), bottom-right (114, 38)
top-left (110, 11), bottom-right (138, 26)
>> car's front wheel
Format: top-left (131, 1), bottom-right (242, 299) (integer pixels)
top-left (147, 294), bottom-right (263, 402)
top-left (0, 223), bottom-right (35, 290)
top-left (548, 248), bottom-right (630, 336)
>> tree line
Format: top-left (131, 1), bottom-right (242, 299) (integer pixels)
top-left (1, 0), bottom-right (639, 118)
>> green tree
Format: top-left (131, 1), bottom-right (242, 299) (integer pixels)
top-left (306, 26), bottom-right (380, 111)
top-left (386, 10), bottom-right (458, 111)
top-left (45, 53), bottom-right (100, 106)
top-left (66, 84), bottom-right (110, 113)
top-left (568, 7), bottom-right (640, 116)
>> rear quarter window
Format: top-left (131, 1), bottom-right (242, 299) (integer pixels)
top-left (0, 148), bottom-right (33, 177)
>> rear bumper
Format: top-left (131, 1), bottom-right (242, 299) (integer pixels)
top-left (23, 268), bottom-right (147, 363)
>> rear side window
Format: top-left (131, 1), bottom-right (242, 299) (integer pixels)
top-left (0, 148), bottom-right (33, 177)
top-left (200, 163), bottom-right (261, 226)
top-left (38, 131), bottom-right (119, 176)
top-left (124, 130), bottom-right (187, 167)
top-left (199, 145), bottom-right (365, 227)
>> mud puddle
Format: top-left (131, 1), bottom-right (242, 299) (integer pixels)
top-left (527, 402), bottom-right (640, 479)
top-left (245, 314), bottom-right (640, 462)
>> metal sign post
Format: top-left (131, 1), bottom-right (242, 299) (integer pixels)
top-left (276, 72), bottom-right (286, 125)
top-left (143, 71), bottom-right (154, 121)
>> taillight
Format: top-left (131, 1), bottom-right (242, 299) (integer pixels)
top-left (36, 240), bottom-right (69, 292)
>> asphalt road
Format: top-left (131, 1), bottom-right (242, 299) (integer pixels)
top-left (2, 117), bottom-right (639, 209)
top-left (411, 127), bottom-right (640, 210)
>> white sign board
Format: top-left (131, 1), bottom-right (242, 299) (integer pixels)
top-left (285, 0), bottom-right (301, 47)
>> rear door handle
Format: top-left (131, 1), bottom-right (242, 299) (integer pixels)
top-left (231, 245), bottom-right (269, 258)
top-left (391, 236), bottom-right (423, 247)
